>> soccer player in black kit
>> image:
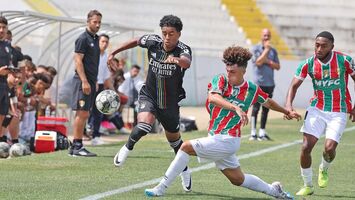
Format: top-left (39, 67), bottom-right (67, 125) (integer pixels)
top-left (108, 15), bottom-right (193, 192)
top-left (0, 16), bottom-right (13, 134)
top-left (69, 10), bottom-right (102, 157)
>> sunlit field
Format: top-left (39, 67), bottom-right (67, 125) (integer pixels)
top-left (1, 118), bottom-right (355, 200)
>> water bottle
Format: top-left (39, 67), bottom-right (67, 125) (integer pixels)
top-left (45, 106), bottom-right (51, 117)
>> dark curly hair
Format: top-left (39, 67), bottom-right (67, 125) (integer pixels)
top-left (159, 15), bottom-right (183, 32)
top-left (222, 46), bottom-right (252, 67)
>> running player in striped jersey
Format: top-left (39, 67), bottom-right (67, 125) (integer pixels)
top-left (145, 46), bottom-right (300, 199)
top-left (286, 31), bottom-right (355, 196)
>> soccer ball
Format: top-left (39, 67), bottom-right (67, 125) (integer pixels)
top-left (95, 90), bottom-right (120, 115)
top-left (9, 143), bottom-right (24, 157)
top-left (9, 143), bottom-right (31, 157)
top-left (0, 142), bottom-right (10, 158)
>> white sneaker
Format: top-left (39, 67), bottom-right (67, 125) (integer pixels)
top-left (145, 184), bottom-right (166, 197)
top-left (180, 169), bottom-right (192, 192)
top-left (113, 145), bottom-right (131, 167)
top-left (91, 137), bottom-right (105, 146)
top-left (271, 182), bottom-right (294, 199)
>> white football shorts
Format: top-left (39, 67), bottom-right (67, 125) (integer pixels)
top-left (190, 134), bottom-right (241, 170)
top-left (300, 107), bottom-right (347, 143)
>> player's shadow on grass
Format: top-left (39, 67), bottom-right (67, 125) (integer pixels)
top-left (176, 191), bottom-right (274, 200)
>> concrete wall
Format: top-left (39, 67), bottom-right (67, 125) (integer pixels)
top-left (181, 55), bottom-right (355, 109)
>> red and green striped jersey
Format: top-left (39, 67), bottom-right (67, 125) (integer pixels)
top-left (206, 74), bottom-right (269, 137)
top-left (295, 51), bottom-right (355, 113)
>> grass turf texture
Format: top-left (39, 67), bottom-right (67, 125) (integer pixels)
top-left (1, 118), bottom-right (355, 200)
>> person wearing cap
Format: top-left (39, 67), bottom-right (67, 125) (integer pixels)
top-left (286, 31), bottom-right (355, 196)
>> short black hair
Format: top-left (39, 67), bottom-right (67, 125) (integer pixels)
top-left (33, 73), bottom-right (52, 85)
top-left (87, 10), bottom-right (102, 21)
top-left (316, 31), bottom-right (334, 43)
top-left (47, 66), bottom-right (57, 77)
top-left (23, 55), bottom-right (32, 62)
top-left (132, 64), bottom-right (141, 70)
top-left (99, 33), bottom-right (109, 40)
top-left (0, 16), bottom-right (8, 25)
top-left (159, 15), bottom-right (183, 32)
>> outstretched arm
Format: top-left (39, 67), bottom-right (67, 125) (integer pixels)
top-left (263, 98), bottom-right (301, 120)
top-left (208, 92), bottom-right (248, 126)
top-left (164, 55), bottom-right (191, 69)
top-left (107, 37), bottom-right (140, 71)
top-left (285, 77), bottom-right (303, 111)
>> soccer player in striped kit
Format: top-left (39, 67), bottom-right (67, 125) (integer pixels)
top-left (286, 31), bottom-right (355, 196)
top-left (145, 45), bottom-right (299, 199)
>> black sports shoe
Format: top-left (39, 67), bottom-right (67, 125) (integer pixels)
top-left (258, 134), bottom-right (272, 141)
top-left (68, 145), bottom-right (74, 156)
top-left (249, 135), bottom-right (258, 141)
top-left (72, 147), bottom-right (97, 157)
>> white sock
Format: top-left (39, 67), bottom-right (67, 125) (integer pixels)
top-left (241, 174), bottom-right (274, 196)
top-left (251, 129), bottom-right (256, 136)
top-left (320, 156), bottom-right (331, 171)
top-left (301, 167), bottom-right (313, 187)
top-left (251, 117), bottom-right (256, 136)
top-left (259, 129), bottom-right (266, 137)
top-left (159, 150), bottom-right (190, 188)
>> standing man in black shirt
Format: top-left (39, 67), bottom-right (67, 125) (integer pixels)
top-left (108, 15), bottom-right (193, 192)
top-left (69, 10), bottom-right (102, 157)
top-left (0, 16), bottom-right (13, 137)
top-left (5, 30), bottom-right (24, 69)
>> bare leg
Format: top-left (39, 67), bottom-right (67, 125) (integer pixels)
top-left (222, 167), bottom-right (284, 197)
top-left (73, 110), bottom-right (90, 140)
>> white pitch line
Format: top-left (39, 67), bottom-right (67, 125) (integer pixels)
top-left (80, 126), bottom-right (355, 200)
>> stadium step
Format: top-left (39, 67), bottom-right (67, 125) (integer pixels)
top-left (221, 0), bottom-right (296, 59)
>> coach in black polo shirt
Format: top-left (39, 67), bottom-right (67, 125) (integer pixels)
top-left (0, 16), bottom-right (12, 134)
top-left (69, 10), bottom-right (102, 157)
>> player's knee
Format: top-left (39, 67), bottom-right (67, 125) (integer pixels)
top-left (229, 175), bottom-right (244, 186)
top-left (180, 141), bottom-right (194, 153)
top-left (252, 106), bottom-right (259, 115)
top-left (301, 143), bottom-right (313, 154)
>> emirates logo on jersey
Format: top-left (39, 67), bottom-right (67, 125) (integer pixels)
top-left (149, 58), bottom-right (177, 77)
